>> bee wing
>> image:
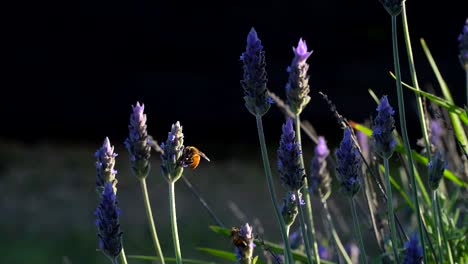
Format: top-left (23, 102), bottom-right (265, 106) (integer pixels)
top-left (198, 151), bottom-right (210, 162)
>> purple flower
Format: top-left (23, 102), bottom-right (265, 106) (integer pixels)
top-left (95, 137), bottom-right (118, 194)
top-left (309, 136), bottom-right (331, 196)
top-left (318, 245), bottom-right (330, 260)
top-left (428, 151), bottom-right (446, 190)
top-left (95, 182), bottom-right (123, 261)
top-left (240, 28), bottom-right (271, 117)
top-left (125, 102), bottom-right (152, 179)
top-left (379, 0), bottom-right (403, 16)
top-left (430, 119), bottom-right (444, 147)
top-left (234, 223), bottom-right (255, 261)
top-left (286, 38), bottom-right (312, 114)
top-left (278, 118), bottom-right (305, 191)
top-left (335, 128), bottom-right (362, 197)
top-left (458, 19), bottom-right (468, 70)
top-left (289, 229), bottom-right (302, 250)
top-left (403, 233), bottom-right (423, 264)
top-left (372, 96), bottom-right (396, 159)
top-left (160, 121), bottom-right (185, 182)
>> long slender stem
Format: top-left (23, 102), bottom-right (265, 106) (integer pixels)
top-left (295, 115), bottom-right (320, 264)
top-left (139, 178), bottom-right (165, 264)
top-left (119, 248), bottom-right (128, 264)
top-left (255, 115), bottom-right (294, 264)
top-left (431, 191), bottom-right (443, 264)
top-left (319, 192), bottom-right (352, 264)
top-left (169, 181), bottom-right (183, 264)
top-left (437, 195), bottom-right (454, 264)
top-left (350, 198), bottom-right (367, 264)
top-left (384, 158), bottom-right (400, 263)
top-left (296, 190), bottom-right (314, 264)
top-left (391, 15), bottom-right (428, 263)
top-left (401, 2), bottom-right (431, 158)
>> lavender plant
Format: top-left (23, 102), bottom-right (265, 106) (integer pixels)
top-left (459, 19), bottom-right (468, 105)
top-left (403, 234), bottom-right (423, 264)
top-left (233, 223), bottom-right (256, 264)
top-left (95, 137), bottom-right (118, 195)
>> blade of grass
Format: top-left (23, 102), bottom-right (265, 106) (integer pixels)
top-left (127, 255), bottom-right (216, 264)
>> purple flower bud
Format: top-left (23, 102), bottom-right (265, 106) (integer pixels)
top-left (95, 182), bottom-right (123, 261)
top-left (289, 229), bottom-right (302, 250)
top-left (95, 137), bottom-right (118, 194)
top-left (403, 233), bottom-right (423, 264)
top-left (459, 19), bottom-right (468, 70)
top-left (278, 118), bottom-right (305, 191)
top-left (319, 245), bottom-right (330, 260)
top-left (309, 136), bottom-right (331, 197)
top-left (125, 102), bottom-right (152, 179)
top-left (428, 151), bottom-right (447, 190)
top-left (286, 38), bottom-right (312, 114)
top-left (234, 223), bottom-right (255, 262)
top-left (335, 128), bottom-right (362, 197)
top-left (372, 96), bottom-right (396, 159)
top-left (240, 28), bottom-right (271, 117)
top-left (379, 0), bottom-right (403, 16)
top-left (160, 121), bottom-right (184, 182)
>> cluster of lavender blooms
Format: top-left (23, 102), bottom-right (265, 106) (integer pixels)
top-left (335, 128), bottom-right (362, 197)
top-left (372, 96), bottom-right (396, 159)
top-left (95, 137), bottom-right (118, 194)
top-left (160, 121), bottom-right (185, 182)
top-left (309, 136), bottom-right (331, 197)
top-left (277, 118), bottom-right (304, 192)
top-left (459, 18), bottom-right (468, 70)
top-left (233, 223), bottom-right (256, 263)
top-left (286, 39), bottom-right (312, 115)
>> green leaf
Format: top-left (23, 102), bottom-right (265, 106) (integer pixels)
top-left (127, 255), bottom-right (216, 264)
top-left (196, 248), bottom-right (237, 261)
top-left (389, 71), bottom-right (468, 125)
top-left (253, 255), bottom-right (259, 264)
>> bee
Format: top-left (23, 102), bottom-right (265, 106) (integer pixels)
top-left (179, 146), bottom-right (210, 169)
top-left (230, 227), bottom-right (248, 248)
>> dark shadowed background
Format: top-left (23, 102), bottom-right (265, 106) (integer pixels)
top-left (2, 0), bottom-right (467, 263)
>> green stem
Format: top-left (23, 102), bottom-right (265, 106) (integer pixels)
top-left (119, 248), bottom-right (128, 264)
top-left (320, 192), bottom-right (352, 264)
top-left (384, 158), bottom-right (400, 263)
top-left (350, 198), bottom-right (367, 264)
top-left (437, 194), bottom-right (454, 264)
top-left (255, 115), bottom-right (294, 264)
top-left (401, 2), bottom-right (431, 158)
top-left (295, 115), bottom-right (320, 264)
top-left (431, 191), bottom-right (443, 264)
top-left (391, 15), bottom-right (428, 263)
top-left (296, 190), bottom-right (314, 264)
top-left (139, 178), bottom-right (166, 264)
top-left (169, 181), bottom-right (183, 264)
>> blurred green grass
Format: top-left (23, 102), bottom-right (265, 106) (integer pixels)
top-left (0, 139), bottom-right (371, 264)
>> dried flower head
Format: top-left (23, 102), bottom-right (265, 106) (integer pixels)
top-left (278, 118), bottom-right (305, 191)
top-left (95, 137), bottom-right (118, 194)
top-left (372, 96), bottom-right (396, 159)
top-left (281, 191), bottom-right (299, 227)
top-left (428, 151), bottom-right (446, 190)
top-left (309, 136), bottom-right (331, 197)
top-left (379, 0), bottom-right (403, 16)
top-left (403, 233), bottom-right (423, 264)
top-left (335, 128), bottom-right (362, 197)
top-left (458, 18), bottom-right (468, 70)
top-left (160, 121), bottom-right (184, 182)
top-left (125, 102), bottom-right (152, 179)
top-left (286, 38), bottom-right (312, 114)
top-left (240, 28), bottom-right (271, 117)
top-left (95, 182), bottom-right (123, 262)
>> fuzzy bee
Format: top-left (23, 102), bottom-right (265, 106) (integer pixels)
top-left (178, 146), bottom-right (210, 169)
top-left (230, 227), bottom-right (248, 248)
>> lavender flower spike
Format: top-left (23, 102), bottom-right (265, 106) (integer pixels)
top-left (403, 233), bottom-right (423, 264)
top-left (281, 191), bottom-right (299, 227)
top-left (286, 38), bottom-right (312, 115)
top-left (459, 19), bottom-right (468, 70)
top-left (428, 151), bottom-right (446, 190)
top-left (278, 118), bottom-right (305, 191)
top-left (372, 95), bottom-right (396, 159)
top-left (379, 0), bottom-right (403, 16)
top-left (335, 128), bottom-right (362, 197)
top-left (96, 137), bottom-right (118, 195)
top-left (95, 182), bottom-right (123, 262)
top-left (125, 102), bottom-right (152, 179)
top-left (240, 28), bottom-right (271, 117)
top-left (234, 223), bottom-right (255, 263)
top-left (160, 121), bottom-right (184, 182)
top-left (309, 136), bottom-right (331, 197)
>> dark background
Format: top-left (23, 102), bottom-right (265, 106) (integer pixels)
top-left (5, 0), bottom-right (468, 149)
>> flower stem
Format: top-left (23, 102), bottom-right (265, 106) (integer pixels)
top-left (169, 181), bottom-right (183, 264)
top-left (391, 15), bottom-right (428, 263)
top-left (437, 195), bottom-right (454, 264)
top-left (119, 248), bottom-right (128, 264)
top-left (384, 158), bottom-right (400, 263)
top-left (401, 2), bottom-right (431, 158)
top-left (294, 114), bottom-right (320, 264)
top-left (139, 178), bottom-right (165, 264)
top-left (296, 190), bottom-right (314, 264)
top-left (431, 191), bottom-right (443, 264)
top-left (350, 198), bottom-right (367, 264)
top-left (255, 115), bottom-right (294, 264)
